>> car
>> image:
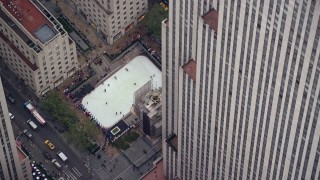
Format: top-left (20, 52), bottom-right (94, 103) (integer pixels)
top-left (8, 112), bottom-right (14, 120)
top-left (22, 129), bottom-right (33, 139)
top-left (6, 93), bottom-right (15, 104)
top-left (51, 159), bottom-right (62, 170)
top-left (44, 140), bottom-right (55, 150)
top-left (42, 150), bottom-right (52, 160)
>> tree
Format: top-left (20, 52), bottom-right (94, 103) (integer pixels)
top-left (140, 4), bottom-right (169, 39)
top-left (81, 119), bottom-right (102, 140)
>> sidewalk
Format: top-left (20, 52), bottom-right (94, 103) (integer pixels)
top-left (0, 60), bottom-right (39, 103)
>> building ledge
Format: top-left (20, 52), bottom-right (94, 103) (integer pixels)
top-left (0, 31), bottom-right (38, 71)
top-left (93, 0), bottom-right (112, 15)
top-left (202, 8), bottom-right (219, 32)
top-left (165, 134), bottom-right (178, 152)
top-left (182, 59), bottom-right (197, 81)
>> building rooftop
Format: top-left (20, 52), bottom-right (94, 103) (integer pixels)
top-left (203, 8), bottom-right (219, 32)
top-left (0, 0), bottom-right (57, 44)
top-left (182, 59), bottom-right (197, 81)
top-left (141, 159), bottom-right (166, 180)
top-left (16, 147), bottom-right (27, 162)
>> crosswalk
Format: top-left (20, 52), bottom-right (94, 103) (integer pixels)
top-left (63, 167), bottom-right (82, 180)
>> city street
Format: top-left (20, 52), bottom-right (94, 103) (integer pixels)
top-left (0, 68), bottom-right (95, 180)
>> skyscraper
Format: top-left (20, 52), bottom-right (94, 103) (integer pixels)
top-left (162, 0), bottom-right (320, 179)
top-left (0, 77), bottom-right (31, 179)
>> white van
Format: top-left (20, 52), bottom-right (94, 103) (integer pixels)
top-left (57, 151), bottom-right (68, 162)
top-left (27, 119), bottom-right (38, 130)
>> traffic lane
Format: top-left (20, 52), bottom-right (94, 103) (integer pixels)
top-left (3, 79), bottom-right (34, 134)
top-left (35, 126), bottom-right (90, 179)
top-left (4, 81), bottom-right (64, 175)
top-left (10, 113), bottom-right (60, 177)
top-left (2, 77), bottom-right (91, 179)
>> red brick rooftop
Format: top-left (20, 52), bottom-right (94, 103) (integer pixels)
top-left (0, 0), bottom-right (54, 41)
top-left (141, 159), bottom-right (166, 180)
top-left (203, 8), bottom-right (219, 32)
top-left (17, 147), bottom-right (27, 162)
top-left (182, 59), bottom-right (197, 81)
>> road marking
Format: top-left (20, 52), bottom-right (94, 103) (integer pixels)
top-left (69, 171), bottom-right (77, 180)
top-left (64, 171), bottom-right (77, 180)
top-left (72, 167), bottom-right (82, 177)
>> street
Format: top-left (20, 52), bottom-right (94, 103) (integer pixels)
top-left (1, 69), bottom-right (95, 180)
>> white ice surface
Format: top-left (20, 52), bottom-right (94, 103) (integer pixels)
top-left (81, 56), bottom-right (161, 128)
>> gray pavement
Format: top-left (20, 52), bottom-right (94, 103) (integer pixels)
top-left (123, 138), bottom-right (154, 167)
top-left (72, 135), bottom-right (162, 180)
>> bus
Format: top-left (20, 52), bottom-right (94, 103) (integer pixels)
top-left (24, 101), bottom-right (47, 126)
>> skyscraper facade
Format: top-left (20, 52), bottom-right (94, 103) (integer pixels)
top-left (0, 77), bottom-right (31, 179)
top-left (162, 0), bottom-right (320, 179)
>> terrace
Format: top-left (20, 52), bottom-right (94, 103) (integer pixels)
top-left (203, 8), bottom-right (219, 32)
top-left (182, 59), bottom-right (197, 81)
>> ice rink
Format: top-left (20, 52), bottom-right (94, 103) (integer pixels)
top-left (82, 56), bottom-right (161, 128)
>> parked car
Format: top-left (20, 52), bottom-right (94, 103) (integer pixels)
top-left (42, 150), bottom-right (52, 160)
top-left (51, 159), bottom-right (62, 170)
top-left (44, 140), bottom-right (55, 150)
top-left (8, 112), bottom-right (14, 120)
top-left (6, 93), bottom-right (15, 104)
top-left (22, 129), bottom-right (33, 139)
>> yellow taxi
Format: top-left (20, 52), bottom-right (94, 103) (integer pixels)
top-left (44, 140), bottom-right (55, 150)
